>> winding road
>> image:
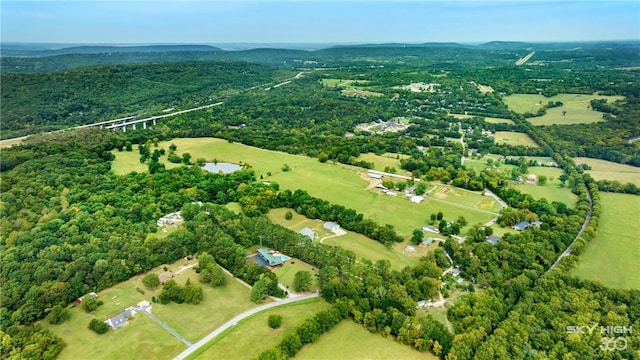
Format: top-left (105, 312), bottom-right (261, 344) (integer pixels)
top-left (548, 185), bottom-right (593, 272)
top-left (173, 293), bottom-right (320, 360)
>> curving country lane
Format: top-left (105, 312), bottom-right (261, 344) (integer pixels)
top-left (173, 292), bottom-right (320, 360)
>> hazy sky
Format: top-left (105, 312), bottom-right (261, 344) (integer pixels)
top-left (2, 1), bottom-right (639, 44)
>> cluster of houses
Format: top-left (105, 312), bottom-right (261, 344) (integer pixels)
top-left (374, 182), bottom-right (424, 203)
top-left (157, 211), bottom-right (183, 227)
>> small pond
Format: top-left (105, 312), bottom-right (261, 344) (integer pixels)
top-left (201, 162), bottom-right (242, 174)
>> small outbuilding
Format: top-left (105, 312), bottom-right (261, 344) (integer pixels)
top-left (324, 222), bottom-right (340, 232)
top-left (299, 228), bottom-right (315, 239)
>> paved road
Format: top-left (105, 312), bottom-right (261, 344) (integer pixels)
top-left (548, 185), bottom-right (593, 272)
top-left (173, 293), bottom-right (320, 360)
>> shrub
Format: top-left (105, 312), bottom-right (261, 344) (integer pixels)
top-left (268, 313), bottom-right (283, 329)
top-left (88, 319), bottom-right (109, 334)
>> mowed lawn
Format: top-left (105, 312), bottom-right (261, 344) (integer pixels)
top-left (358, 152), bottom-right (411, 173)
top-left (45, 307), bottom-right (184, 360)
top-left (295, 321), bottom-right (437, 360)
top-left (111, 138), bottom-right (497, 237)
top-left (513, 167), bottom-right (578, 207)
top-left (272, 259), bottom-right (320, 292)
top-left (268, 208), bottom-right (421, 270)
top-left (503, 93), bottom-right (624, 125)
top-left (189, 298), bottom-right (331, 360)
top-left (573, 193), bottom-right (640, 289)
top-left (494, 131), bottom-right (540, 147)
top-left (152, 271), bottom-right (259, 343)
top-left (323, 231), bottom-right (421, 270)
top-left (573, 157), bottom-right (640, 186)
top-left (451, 113), bottom-right (514, 124)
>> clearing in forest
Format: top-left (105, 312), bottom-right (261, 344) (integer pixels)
top-left (572, 193), bottom-right (640, 289)
top-left (451, 113), bottom-right (514, 124)
top-left (494, 131), bottom-right (540, 147)
top-left (45, 258), bottom-right (258, 359)
top-left (503, 93), bottom-right (624, 125)
top-left (573, 157), bottom-right (640, 187)
top-left (111, 138), bottom-right (497, 237)
top-left (295, 321), bottom-right (437, 360)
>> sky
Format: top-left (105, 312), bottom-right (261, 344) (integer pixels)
top-left (2, 1), bottom-right (639, 45)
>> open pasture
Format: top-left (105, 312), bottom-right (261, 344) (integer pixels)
top-left (151, 271), bottom-right (258, 343)
top-left (503, 93), bottom-right (624, 125)
top-left (112, 138), bottom-right (498, 237)
top-left (512, 183), bottom-right (578, 207)
top-left (189, 298), bottom-right (330, 360)
top-left (451, 113), bottom-right (514, 124)
top-left (494, 131), bottom-right (540, 147)
top-left (572, 193), bottom-right (640, 289)
top-left (573, 157), bottom-right (640, 186)
top-left (323, 231), bottom-right (421, 270)
top-left (430, 184), bottom-right (501, 212)
top-left (268, 208), bottom-right (420, 270)
top-left (295, 321), bottom-right (436, 360)
top-left (45, 307), bottom-right (184, 360)
top-left (358, 152), bottom-right (411, 172)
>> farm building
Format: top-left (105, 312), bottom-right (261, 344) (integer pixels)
top-left (76, 292), bottom-right (98, 304)
top-left (422, 226), bottom-right (440, 234)
top-left (105, 307), bottom-right (134, 329)
top-left (421, 237), bottom-right (435, 246)
top-left (512, 221), bottom-right (531, 231)
top-left (410, 195), bottom-right (424, 203)
top-left (257, 249), bottom-right (288, 267)
top-left (405, 245), bottom-right (416, 252)
top-left (324, 222), bottom-right (340, 232)
top-left (486, 235), bottom-right (502, 245)
top-left (299, 228), bottom-right (315, 239)
top-left (368, 172), bottom-right (383, 179)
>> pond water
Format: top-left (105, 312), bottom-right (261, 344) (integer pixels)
top-left (201, 162), bottom-right (242, 174)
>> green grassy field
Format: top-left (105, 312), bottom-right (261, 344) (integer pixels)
top-left (272, 260), bottom-right (320, 292)
top-left (358, 152), bottom-right (411, 173)
top-left (224, 202), bottom-right (243, 214)
top-left (494, 131), bottom-right (540, 147)
top-left (572, 193), bottom-right (640, 289)
top-left (267, 208), bottom-right (421, 270)
top-left (451, 113), bottom-right (514, 124)
top-left (324, 231), bottom-right (421, 270)
top-left (321, 78), bottom-right (383, 97)
top-left (503, 93), bottom-right (624, 125)
top-left (573, 157), bottom-right (640, 186)
top-left (44, 257), bottom-right (257, 359)
top-left (152, 271), bottom-right (259, 342)
top-left (430, 184), bottom-right (501, 212)
top-left (111, 138), bottom-right (497, 237)
top-left (295, 321), bottom-right (437, 360)
top-left (513, 184), bottom-right (578, 207)
top-left (45, 308), bottom-right (184, 360)
top-left (189, 298), bottom-right (331, 360)
top-left (267, 208), bottom-right (333, 239)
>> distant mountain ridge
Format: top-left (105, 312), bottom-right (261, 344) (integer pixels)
top-left (1, 44), bottom-right (223, 57)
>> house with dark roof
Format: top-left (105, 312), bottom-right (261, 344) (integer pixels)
top-left (257, 249), bottom-right (285, 267)
top-left (512, 221), bottom-right (531, 231)
top-left (486, 235), bottom-right (502, 245)
top-left (105, 308), bottom-right (134, 329)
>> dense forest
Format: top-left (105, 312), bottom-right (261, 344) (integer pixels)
top-left (2, 43), bottom-right (639, 359)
